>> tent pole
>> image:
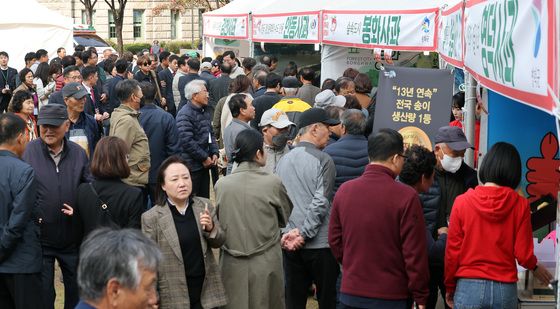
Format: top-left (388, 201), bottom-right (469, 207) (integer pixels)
top-left (464, 71), bottom-right (476, 168)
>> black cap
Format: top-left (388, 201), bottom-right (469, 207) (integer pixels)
top-left (282, 76), bottom-right (302, 88)
top-left (37, 104), bottom-right (68, 126)
top-left (434, 126), bottom-right (474, 151)
top-left (62, 82), bottom-right (88, 99)
top-left (297, 108), bottom-right (340, 129)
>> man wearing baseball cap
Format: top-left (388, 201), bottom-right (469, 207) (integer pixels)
top-left (23, 104), bottom-right (91, 309)
top-left (276, 107), bottom-right (340, 308)
top-left (62, 82), bottom-right (100, 158)
top-left (199, 61), bottom-right (216, 84)
top-left (419, 126), bottom-right (477, 309)
top-left (259, 108), bottom-right (294, 173)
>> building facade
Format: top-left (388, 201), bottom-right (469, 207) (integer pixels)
top-left (37, 0), bottom-right (203, 44)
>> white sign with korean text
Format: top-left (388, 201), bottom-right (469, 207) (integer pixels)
top-left (438, 3), bottom-right (464, 68)
top-left (203, 15), bottom-right (248, 39)
top-left (322, 10), bottom-right (437, 51)
top-left (252, 14), bottom-right (320, 43)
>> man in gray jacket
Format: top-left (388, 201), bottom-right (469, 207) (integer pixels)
top-left (276, 108), bottom-right (340, 309)
top-left (0, 113), bottom-right (43, 308)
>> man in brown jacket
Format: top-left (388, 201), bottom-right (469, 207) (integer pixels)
top-left (109, 79), bottom-right (150, 206)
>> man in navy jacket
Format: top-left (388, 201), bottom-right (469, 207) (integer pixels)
top-left (0, 113), bottom-right (43, 308)
top-left (139, 82), bottom-right (180, 206)
top-left (23, 104), bottom-right (92, 309)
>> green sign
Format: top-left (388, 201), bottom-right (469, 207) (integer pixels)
top-left (480, 0), bottom-right (517, 85)
top-left (361, 15), bottom-right (401, 45)
top-left (283, 16), bottom-right (309, 40)
top-left (220, 18), bottom-right (238, 36)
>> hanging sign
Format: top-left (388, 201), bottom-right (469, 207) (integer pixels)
top-left (438, 2), bottom-right (464, 68)
top-left (321, 9), bottom-right (438, 51)
top-left (203, 14), bottom-right (249, 40)
top-left (252, 12), bottom-right (321, 43)
top-left (464, 0), bottom-right (558, 114)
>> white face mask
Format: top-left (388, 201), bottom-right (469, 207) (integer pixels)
top-left (440, 151), bottom-right (463, 173)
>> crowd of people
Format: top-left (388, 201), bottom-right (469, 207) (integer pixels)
top-left (0, 45), bottom-right (554, 309)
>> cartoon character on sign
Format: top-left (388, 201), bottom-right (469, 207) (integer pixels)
top-left (330, 16), bottom-right (337, 32)
top-left (526, 132), bottom-right (560, 203)
top-left (421, 17), bottom-right (431, 33)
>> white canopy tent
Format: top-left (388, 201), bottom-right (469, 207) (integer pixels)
top-left (0, 0), bottom-right (73, 71)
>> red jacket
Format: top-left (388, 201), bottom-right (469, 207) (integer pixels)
top-left (445, 186), bottom-right (537, 293)
top-left (329, 164), bottom-right (430, 305)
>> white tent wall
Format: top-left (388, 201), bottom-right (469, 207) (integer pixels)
top-left (0, 0), bottom-right (73, 71)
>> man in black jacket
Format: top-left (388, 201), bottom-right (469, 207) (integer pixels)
top-left (0, 52), bottom-right (18, 113)
top-left (250, 73), bottom-right (282, 131)
top-left (139, 82), bottom-right (180, 207)
top-left (104, 59), bottom-right (129, 115)
top-left (178, 58), bottom-right (203, 111)
top-left (23, 104), bottom-right (92, 309)
top-left (0, 113), bottom-right (43, 308)
top-left (208, 62), bottom-right (232, 112)
top-left (158, 54), bottom-right (179, 117)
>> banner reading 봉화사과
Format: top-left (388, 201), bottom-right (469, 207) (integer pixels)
top-left (322, 9), bottom-right (437, 51)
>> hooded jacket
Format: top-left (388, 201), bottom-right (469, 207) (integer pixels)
top-left (444, 186), bottom-right (538, 293)
top-left (109, 104), bottom-right (151, 187)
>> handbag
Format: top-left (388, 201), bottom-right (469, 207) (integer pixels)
top-left (88, 183), bottom-right (119, 229)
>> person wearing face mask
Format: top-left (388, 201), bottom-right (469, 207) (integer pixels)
top-left (259, 108), bottom-right (294, 173)
top-left (418, 125), bottom-right (477, 309)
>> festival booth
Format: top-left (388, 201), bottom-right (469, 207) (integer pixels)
top-left (0, 0), bottom-right (73, 71)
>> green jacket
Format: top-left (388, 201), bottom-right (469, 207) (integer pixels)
top-left (109, 104), bottom-right (150, 186)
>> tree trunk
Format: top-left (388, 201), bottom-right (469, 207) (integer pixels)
top-left (85, 8), bottom-right (93, 26)
top-left (116, 21), bottom-right (124, 55)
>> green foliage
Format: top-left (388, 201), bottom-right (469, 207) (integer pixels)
top-left (106, 39), bottom-right (118, 50)
top-left (160, 41), bottom-right (195, 54)
top-left (123, 43), bottom-right (151, 55)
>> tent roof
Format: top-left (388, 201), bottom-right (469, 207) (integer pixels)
top-left (0, 0), bottom-right (72, 29)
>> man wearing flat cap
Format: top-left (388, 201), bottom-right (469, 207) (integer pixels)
top-left (23, 104), bottom-right (92, 309)
top-left (419, 125), bottom-right (478, 309)
top-left (62, 82), bottom-right (100, 158)
top-left (276, 108), bottom-right (340, 309)
top-left (272, 76), bottom-right (310, 139)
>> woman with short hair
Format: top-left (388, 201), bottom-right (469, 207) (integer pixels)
top-left (142, 156), bottom-right (227, 309)
top-left (445, 142), bottom-right (553, 309)
top-left (215, 129), bottom-right (292, 309)
top-left (12, 68), bottom-right (39, 115)
top-left (74, 136), bottom-right (144, 238)
top-left (8, 90), bottom-right (37, 141)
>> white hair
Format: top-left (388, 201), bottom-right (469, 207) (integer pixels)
top-left (283, 88), bottom-right (298, 96)
top-left (185, 80), bottom-right (207, 100)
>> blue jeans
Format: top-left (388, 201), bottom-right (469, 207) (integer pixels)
top-left (454, 279), bottom-right (517, 309)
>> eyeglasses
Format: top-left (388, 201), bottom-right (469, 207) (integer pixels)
top-left (397, 153), bottom-right (408, 159)
top-left (142, 63), bottom-right (151, 67)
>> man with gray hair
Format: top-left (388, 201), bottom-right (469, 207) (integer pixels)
top-left (176, 79), bottom-right (218, 198)
top-left (272, 76), bottom-right (310, 139)
top-left (324, 109), bottom-right (369, 194)
top-left (276, 107), bottom-right (340, 309)
top-left (252, 70), bottom-right (268, 98)
top-left (75, 228), bottom-right (162, 309)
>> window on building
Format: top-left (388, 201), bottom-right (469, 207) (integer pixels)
top-left (133, 10), bottom-right (144, 39)
top-left (108, 11), bottom-right (116, 38)
top-left (171, 10), bottom-right (180, 40)
top-left (81, 10), bottom-right (96, 26)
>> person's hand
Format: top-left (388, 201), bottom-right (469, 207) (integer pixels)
top-left (202, 157), bottom-right (213, 168)
top-left (100, 93), bottom-right (108, 102)
top-left (62, 203), bottom-right (74, 216)
top-left (94, 113), bottom-right (104, 121)
top-left (445, 292), bottom-right (454, 308)
top-left (160, 97), bottom-right (167, 107)
top-left (281, 229), bottom-right (305, 251)
top-left (199, 204), bottom-right (214, 232)
top-left (438, 227), bottom-right (448, 235)
top-left (417, 305), bottom-right (426, 309)
top-left (102, 112), bottom-right (110, 120)
top-left (1, 88), bottom-right (8, 94)
top-left (533, 263), bottom-right (554, 285)
top-left (160, 80), bottom-right (166, 88)
top-left (211, 154), bottom-right (218, 166)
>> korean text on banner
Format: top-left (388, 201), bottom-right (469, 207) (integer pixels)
top-left (322, 9), bottom-right (438, 51)
top-left (373, 66), bottom-right (454, 151)
top-left (203, 14), bottom-right (249, 39)
top-left (252, 13), bottom-right (321, 43)
top-left (438, 2), bottom-right (464, 68)
top-left (464, 0), bottom-right (558, 114)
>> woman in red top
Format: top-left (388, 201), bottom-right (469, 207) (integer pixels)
top-left (444, 142), bottom-right (553, 308)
